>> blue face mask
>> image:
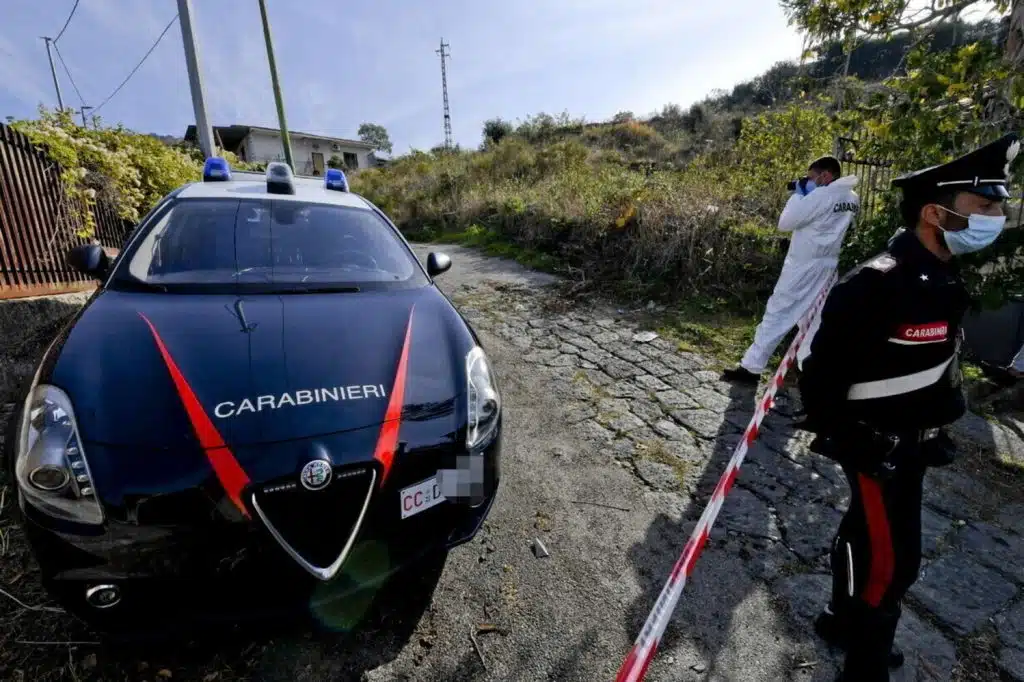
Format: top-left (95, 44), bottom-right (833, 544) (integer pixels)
top-left (935, 206), bottom-right (1006, 255)
top-left (799, 180), bottom-right (817, 196)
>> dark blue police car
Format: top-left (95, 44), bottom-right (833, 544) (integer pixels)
top-left (3, 160), bottom-right (502, 633)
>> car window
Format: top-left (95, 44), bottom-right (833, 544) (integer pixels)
top-left (115, 198), bottom-right (426, 292)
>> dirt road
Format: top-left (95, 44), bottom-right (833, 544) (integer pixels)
top-left (1, 244), bottom-right (1022, 682)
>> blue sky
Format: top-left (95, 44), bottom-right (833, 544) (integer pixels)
top-left (1, 1), bottom-right (809, 152)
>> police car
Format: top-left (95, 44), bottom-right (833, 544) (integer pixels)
top-left (3, 159), bottom-right (502, 634)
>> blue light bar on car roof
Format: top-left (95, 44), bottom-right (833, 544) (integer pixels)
top-left (324, 168), bottom-right (349, 192)
top-left (266, 161), bottom-right (296, 195)
top-left (202, 157), bottom-right (232, 182)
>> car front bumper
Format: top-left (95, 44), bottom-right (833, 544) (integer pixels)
top-left (17, 428), bottom-right (501, 633)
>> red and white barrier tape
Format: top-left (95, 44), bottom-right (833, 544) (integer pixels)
top-left (615, 272), bottom-right (837, 682)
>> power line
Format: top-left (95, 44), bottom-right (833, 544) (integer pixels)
top-left (53, 0), bottom-right (81, 44)
top-left (51, 42), bottom-right (86, 107)
top-left (91, 14), bottom-right (179, 117)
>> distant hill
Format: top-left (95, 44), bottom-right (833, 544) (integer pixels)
top-left (522, 18), bottom-right (1009, 164)
top-left (148, 133), bottom-right (184, 147)
top-left (676, 18), bottom-right (1005, 120)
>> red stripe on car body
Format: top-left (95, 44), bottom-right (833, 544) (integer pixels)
top-left (138, 313), bottom-right (251, 518)
top-left (373, 307), bottom-right (415, 484)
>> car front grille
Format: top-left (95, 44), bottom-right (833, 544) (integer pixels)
top-left (251, 465), bottom-right (376, 580)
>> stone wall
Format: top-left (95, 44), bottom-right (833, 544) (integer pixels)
top-left (0, 290), bottom-right (94, 404)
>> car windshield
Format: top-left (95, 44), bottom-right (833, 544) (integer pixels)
top-left (110, 198), bottom-right (427, 293)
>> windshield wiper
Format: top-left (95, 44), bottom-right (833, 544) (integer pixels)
top-left (279, 285), bottom-right (361, 294)
top-left (112, 278), bottom-right (168, 293)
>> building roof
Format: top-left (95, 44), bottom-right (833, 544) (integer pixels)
top-left (183, 124), bottom-right (375, 150)
top-left (177, 171), bottom-right (373, 209)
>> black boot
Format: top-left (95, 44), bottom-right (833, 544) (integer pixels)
top-left (835, 602), bottom-right (901, 681)
top-left (815, 606), bottom-right (904, 668)
top-left (721, 366), bottom-right (760, 385)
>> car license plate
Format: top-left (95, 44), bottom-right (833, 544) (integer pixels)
top-left (400, 475), bottom-right (446, 519)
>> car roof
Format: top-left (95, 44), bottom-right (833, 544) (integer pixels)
top-left (176, 171), bottom-right (375, 210)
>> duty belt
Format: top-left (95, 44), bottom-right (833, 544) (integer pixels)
top-left (889, 427), bottom-right (941, 444)
top-left (847, 355), bottom-right (955, 400)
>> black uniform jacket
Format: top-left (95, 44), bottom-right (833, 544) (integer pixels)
top-left (799, 229), bottom-right (971, 434)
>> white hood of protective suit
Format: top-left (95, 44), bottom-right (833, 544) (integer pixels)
top-left (778, 174), bottom-right (860, 267)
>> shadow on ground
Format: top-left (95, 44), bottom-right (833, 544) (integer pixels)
top-left (0, 530), bottom-right (445, 682)
top-left (624, 380), bottom-right (847, 681)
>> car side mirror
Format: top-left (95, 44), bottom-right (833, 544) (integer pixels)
top-left (427, 252), bottom-right (452, 278)
top-left (67, 244), bottom-right (110, 280)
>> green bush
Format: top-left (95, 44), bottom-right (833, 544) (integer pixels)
top-left (10, 107), bottom-right (262, 238)
top-left (350, 124), bottom-right (789, 311)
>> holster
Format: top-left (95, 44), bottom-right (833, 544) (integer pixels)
top-left (809, 422), bottom-right (957, 477)
top-left (810, 421), bottom-right (895, 474)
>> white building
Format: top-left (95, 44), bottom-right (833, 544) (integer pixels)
top-left (184, 124), bottom-right (377, 175)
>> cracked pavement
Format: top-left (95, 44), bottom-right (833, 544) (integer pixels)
top-left (0, 243), bottom-right (1022, 682)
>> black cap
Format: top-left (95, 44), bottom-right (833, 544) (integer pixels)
top-left (891, 132), bottom-right (1020, 200)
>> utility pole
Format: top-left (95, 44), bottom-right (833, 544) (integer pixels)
top-left (257, 0), bottom-right (294, 171)
top-left (176, 0), bottom-right (215, 159)
top-left (79, 105), bottom-right (92, 127)
top-left (436, 38), bottom-right (452, 149)
top-left (40, 37), bottom-right (65, 111)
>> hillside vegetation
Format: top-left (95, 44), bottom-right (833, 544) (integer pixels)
top-left (355, 104), bottom-right (834, 317)
top-left (6, 5), bottom-right (1020, 357)
top-left (352, 12), bottom-right (1022, 330)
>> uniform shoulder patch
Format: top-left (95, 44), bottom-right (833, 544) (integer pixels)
top-left (864, 254), bottom-right (898, 272)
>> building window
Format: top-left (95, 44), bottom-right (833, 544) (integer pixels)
top-left (343, 152), bottom-right (359, 169)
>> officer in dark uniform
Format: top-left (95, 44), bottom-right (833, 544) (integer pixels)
top-left (796, 132), bottom-right (1019, 682)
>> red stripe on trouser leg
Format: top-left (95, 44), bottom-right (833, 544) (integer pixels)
top-left (138, 313), bottom-right (251, 518)
top-left (373, 307), bottom-right (414, 484)
top-left (857, 473), bottom-right (894, 607)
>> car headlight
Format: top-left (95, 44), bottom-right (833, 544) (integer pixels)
top-left (466, 346), bottom-right (500, 450)
top-left (14, 384), bottom-right (104, 525)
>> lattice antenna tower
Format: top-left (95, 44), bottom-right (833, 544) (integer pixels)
top-left (436, 38), bottom-right (452, 148)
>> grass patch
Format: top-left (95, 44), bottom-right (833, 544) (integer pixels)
top-left (653, 299), bottom-right (758, 365)
top-left (996, 450), bottom-right (1024, 473)
top-left (634, 438), bottom-right (693, 487)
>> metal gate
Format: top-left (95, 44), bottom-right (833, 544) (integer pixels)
top-left (833, 133), bottom-right (896, 221)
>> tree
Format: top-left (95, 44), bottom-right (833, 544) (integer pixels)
top-left (327, 154), bottom-right (344, 169)
top-left (482, 118), bottom-right (513, 146)
top-left (780, 0), bottom-right (1012, 47)
top-left (357, 122), bottom-right (393, 153)
top-left (779, 0), bottom-right (1021, 306)
top-left (779, 0), bottom-right (1013, 82)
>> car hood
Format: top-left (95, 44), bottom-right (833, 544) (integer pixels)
top-left (48, 286), bottom-right (475, 449)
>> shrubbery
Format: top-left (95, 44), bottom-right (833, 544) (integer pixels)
top-left (352, 101), bottom-right (838, 312)
top-left (9, 107), bottom-right (260, 237)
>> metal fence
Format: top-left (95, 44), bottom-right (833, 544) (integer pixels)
top-left (0, 122), bottom-right (133, 300)
top-left (834, 131), bottom-right (1023, 230)
top-left (834, 133), bottom-right (896, 221)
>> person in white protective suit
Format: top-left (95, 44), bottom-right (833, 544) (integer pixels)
top-left (722, 156), bottom-right (860, 384)
top-left (1011, 342), bottom-right (1024, 378)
